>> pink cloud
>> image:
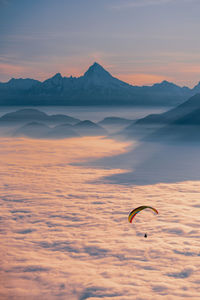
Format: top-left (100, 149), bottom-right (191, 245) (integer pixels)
top-left (0, 134), bottom-right (200, 299)
top-left (118, 73), bottom-right (169, 86)
top-left (0, 63), bottom-right (25, 79)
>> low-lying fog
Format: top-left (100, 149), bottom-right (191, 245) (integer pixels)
top-left (1, 106), bottom-right (200, 299)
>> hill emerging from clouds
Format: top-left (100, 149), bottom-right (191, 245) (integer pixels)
top-left (120, 93), bottom-right (200, 143)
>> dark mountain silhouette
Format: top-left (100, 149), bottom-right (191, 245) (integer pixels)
top-left (174, 108), bottom-right (200, 125)
top-left (98, 117), bottom-right (133, 127)
top-left (12, 119), bottom-right (107, 139)
top-left (135, 93), bottom-right (200, 125)
top-left (13, 120), bottom-right (106, 139)
top-left (146, 122), bottom-right (200, 144)
top-left (98, 117), bottom-right (134, 134)
top-left (121, 93), bottom-right (200, 142)
top-left (13, 122), bottom-right (50, 138)
top-left (74, 120), bottom-right (107, 136)
top-left (0, 108), bottom-right (108, 139)
top-left (151, 80), bottom-right (190, 93)
top-left (82, 62), bottom-right (130, 88)
top-left (0, 62), bottom-right (199, 106)
top-left (47, 114), bottom-right (79, 125)
top-left (0, 78), bottom-right (40, 89)
top-left (0, 108), bottom-right (80, 126)
top-left (192, 81), bottom-right (200, 93)
top-left (0, 109), bottom-right (47, 124)
top-left (48, 123), bottom-right (80, 139)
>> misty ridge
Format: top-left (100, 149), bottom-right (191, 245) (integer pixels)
top-left (0, 109), bottom-right (108, 139)
top-left (1, 62), bottom-right (200, 106)
top-left (1, 92), bottom-right (200, 144)
top-left (119, 93), bottom-right (200, 143)
top-left (74, 93), bottom-right (200, 186)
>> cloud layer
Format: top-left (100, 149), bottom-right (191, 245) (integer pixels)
top-left (0, 135), bottom-right (200, 299)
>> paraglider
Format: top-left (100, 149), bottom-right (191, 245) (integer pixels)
top-left (128, 206), bottom-right (158, 238)
top-left (128, 206), bottom-right (158, 223)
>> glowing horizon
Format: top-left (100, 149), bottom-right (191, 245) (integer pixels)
top-left (1, 1), bottom-right (200, 88)
top-left (0, 61), bottom-right (200, 88)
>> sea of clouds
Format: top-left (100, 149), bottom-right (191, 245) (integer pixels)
top-left (0, 136), bottom-right (200, 299)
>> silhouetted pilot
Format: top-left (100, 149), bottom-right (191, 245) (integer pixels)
top-left (144, 233), bottom-right (147, 238)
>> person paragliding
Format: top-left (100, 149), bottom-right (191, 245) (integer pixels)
top-left (128, 206), bottom-right (158, 238)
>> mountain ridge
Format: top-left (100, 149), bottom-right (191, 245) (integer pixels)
top-left (120, 93), bottom-right (200, 142)
top-left (0, 62), bottom-right (199, 106)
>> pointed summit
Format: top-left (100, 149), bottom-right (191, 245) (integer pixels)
top-left (84, 62), bottom-right (112, 78)
top-left (152, 80), bottom-right (182, 93)
top-left (42, 72), bottom-right (63, 87)
top-left (81, 62), bottom-right (131, 88)
top-left (51, 73), bottom-right (62, 80)
top-left (193, 81), bottom-right (200, 93)
top-left (153, 80), bottom-right (178, 88)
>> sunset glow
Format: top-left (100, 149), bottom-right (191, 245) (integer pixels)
top-left (1, 0), bottom-right (200, 299)
top-left (1, 0), bottom-right (200, 86)
top-left (118, 73), bottom-right (169, 86)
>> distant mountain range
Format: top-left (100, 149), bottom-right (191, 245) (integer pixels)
top-left (1, 62), bottom-right (200, 106)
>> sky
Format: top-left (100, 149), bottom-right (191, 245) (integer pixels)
top-left (1, 0), bottom-right (200, 86)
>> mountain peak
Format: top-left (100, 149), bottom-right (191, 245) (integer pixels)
top-left (152, 80), bottom-right (181, 90)
top-left (90, 62), bottom-right (105, 70)
top-left (43, 73), bottom-right (63, 85)
top-left (161, 80), bottom-right (170, 85)
top-left (163, 80), bottom-right (178, 86)
top-left (83, 62), bottom-right (111, 78)
top-left (193, 81), bottom-right (200, 91)
top-left (52, 73), bottom-right (62, 79)
top-left (5, 78), bottom-right (40, 89)
top-left (158, 80), bottom-right (176, 87)
top-left (92, 62), bottom-right (102, 68)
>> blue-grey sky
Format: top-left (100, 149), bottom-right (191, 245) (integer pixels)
top-left (1, 0), bottom-right (200, 86)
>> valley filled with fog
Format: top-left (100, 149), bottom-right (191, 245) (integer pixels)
top-left (1, 105), bottom-right (200, 299)
top-left (3, 0), bottom-right (200, 298)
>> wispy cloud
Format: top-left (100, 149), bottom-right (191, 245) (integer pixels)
top-left (111, 0), bottom-right (197, 9)
top-left (0, 62), bottom-right (25, 76)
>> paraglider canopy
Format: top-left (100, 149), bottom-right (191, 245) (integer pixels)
top-left (128, 205), bottom-right (158, 223)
